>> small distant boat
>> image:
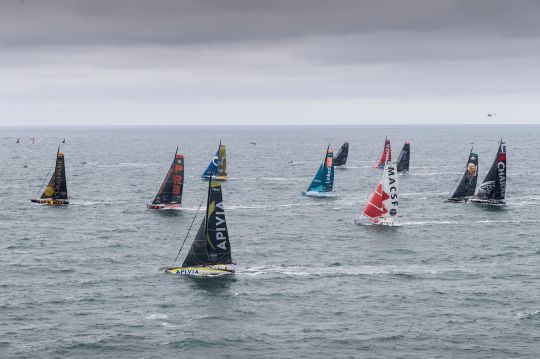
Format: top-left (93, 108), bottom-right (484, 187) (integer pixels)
top-left (302, 145), bottom-right (335, 197)
top-left (333, 142), bottom-right (349, 167)
top-left (62, 139), bottom-right (66, 144)
top-left (166, 177), bottom-right (234, 276)
top-left (147, 148), bottom-right (184, 210)
top-left (373, 136), bottom-right (391, 169)
top-left (470, 139), bottom-right (506, 206)
top-left (445, 147), bottom-right (478, 203)
top-left (360, 162), bottom-right (400, 225)
top-left (31, 147), bottom-right (69, 205)
top-left (31, 136), bottom-right (36, 144)
top-left (397, 142), bottom-right (410, 173)
top-left (202, 140), bottom-right (228, 181)
top-left (249, 141), bottom-right (256, 145)
top-left (16, 138), bottom-right (20, 144)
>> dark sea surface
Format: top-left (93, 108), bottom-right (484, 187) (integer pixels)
top-left (1, 125), bottom-right (539, 358)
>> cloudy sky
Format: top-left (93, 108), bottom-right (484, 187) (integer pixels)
top-left (1, 0), bottom-right (540, 125)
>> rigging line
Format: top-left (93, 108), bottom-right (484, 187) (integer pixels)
top-left (171, 193), bottom-right (207, 267)
top-left (36, 168), bottom-right (52, 197)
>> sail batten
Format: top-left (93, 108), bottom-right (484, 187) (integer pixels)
top-left (334, 142), bottom-right (349, 166)
top-left (305, 146), bottom-right (334, 193)
top-left (202, 141), bottom-right (227, 180)
top-left (397, 142), bottom-right (410, 173)
top-left (471, 140), bottom-right (506, 205)
top-left (182, 181), bottom-right (232, 267)
top-left (362, 163), bottom-right (399, 224)
top-left (374, 136), bottom-right (391, 168)
top-left (151, 150), bottom-right (184, 205)
top-left (447, 148), bottom-right (478, 202)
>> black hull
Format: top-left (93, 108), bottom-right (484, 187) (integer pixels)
top-left (470, 198), bottom-right (506, 206)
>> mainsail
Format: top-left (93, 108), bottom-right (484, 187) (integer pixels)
top-left (397, 142), bottom-right (410, 173)
top-left (362, 162), bottom-right (399, 224)
top-left (374, 136), bottom-right (391, 168)
top-left (471, 140), bottom-right (506, 204)
top-left (333, 142), bottom-right (349, 166)
top-left (305, 145), bottom-right (334, 193)
top-left (202, 140), bottom-right (227, 179)
top-left (182, 180), bottom-right (232, 267)
top-left (217, 143), bottom-right (227, 178)
top-left (447, 148), bottom-right (478, 202)
top-left (151, 149), bottom-right (184, 205)
top-left (40, 147), bottom-right (68, 202)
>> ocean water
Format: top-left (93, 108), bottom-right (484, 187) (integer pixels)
top-left (0, 125), bottom-right (538, 358)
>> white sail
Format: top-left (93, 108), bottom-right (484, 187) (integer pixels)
top-left (381, 162), bottom-right (399, 221)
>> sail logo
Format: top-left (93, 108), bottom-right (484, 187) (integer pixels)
top-left (176, 269), bottom-right (199, 274)
top-left (386, 165), bottom-right (398, 216)
top-left (497, 161), bottom-right (505, 194)
top-left (215, 201), bottom-right (228, 251)
top-left (480, 180), bottom-right (495, 195)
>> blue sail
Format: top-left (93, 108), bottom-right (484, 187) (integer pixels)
top-left (202, 149), bottom-right (219, 179)
top-left (305, 148), bottom-right (334, 193)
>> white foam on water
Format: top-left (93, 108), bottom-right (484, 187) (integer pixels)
top-left (146, 314), bottom-right (168, 320)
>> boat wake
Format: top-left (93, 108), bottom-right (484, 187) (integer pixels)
top-left (238, 264), bottom-right (477, 278)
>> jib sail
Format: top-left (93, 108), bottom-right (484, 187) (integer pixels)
top-left (41, 147), bottom-right (68, 200)
top-left (152, 149), bottom-right (184, 205)
top-left (333, 142), bottom-right (349, 166)
top-left (374, 136), bottom-right (391, 168)
top-left (397, 142), bottom-right (410, 173)
top-left (306, 145), bottom-right (334, 192)
top-left (472, 140), bottom-right (506, 202)
top-left (183, 180), bottom-right (232, 267)
top-left (448, 148), bottom-right (478, 201)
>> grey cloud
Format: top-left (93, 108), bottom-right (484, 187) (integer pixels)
top-left (1, 0), bottom-right (540, 47)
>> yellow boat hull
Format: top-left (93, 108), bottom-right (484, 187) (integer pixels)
top-left (30, 198), bottom-right (69, 206)
top-left (165, 265), bottom-right (234, 277)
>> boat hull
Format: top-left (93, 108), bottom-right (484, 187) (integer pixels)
top-left (30, 198), bottom-right (69, 205)
top-left (444, 197), bottom-right (468, 203)
top-left (165, 265), bottom-right (235, 277)
top-left (302, 190), bottom-right (335, 197)
top-left (470, 198), bottom-right (506, 206)
top-left (202, 175), bottom-right (228, 181)
top-left (147, 203), bottom-right (182, 210)
top-left (356, 216), bottom-right (401, 226)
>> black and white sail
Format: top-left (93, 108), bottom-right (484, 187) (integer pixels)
top-left (471, 140), bottom-right (506, 205)
top-left (447, 148), bottom-right (478, 202)
top-left (182, 180), bottom-right (232, 267)
top-left (333, 142), bottom-right (349, 167)
top-left (397, 142), bottom-right (410, 173)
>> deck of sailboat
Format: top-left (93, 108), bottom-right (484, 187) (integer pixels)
top-left (165, 265), bottom-right (235, 277)
top-left (30, 198), bottom-right (69, 205)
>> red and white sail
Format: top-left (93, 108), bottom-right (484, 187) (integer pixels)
top-left (363, 162), bottom-right (399, 224)
top-left (373, 136), bottom-right (391, 168)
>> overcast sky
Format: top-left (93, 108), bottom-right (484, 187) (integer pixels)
top-left (1, 0), bottom-right (540, 125)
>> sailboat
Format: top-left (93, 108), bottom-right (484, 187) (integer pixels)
top-left (397, 142), bottom-right (410, 173)
top-left (470, 139), bottom-right (506, 206)
top-left (333, 142), bottom-right (349, 167)
top-left (31, 147), bottom-right (69, 205)
top-left (166, 176), bottom-right (234, 276)
top-left (359, 162), bottom-right (400, 225)
top-left (201, 141), bottom-right (228, 181)
top-left (147, 148), bottom-right (184, 210)
top-left (62, 139), bottom-right (66, 144)
top-left (16, 138), bottom-right (19, 144)
top-left (373, 136), bottom-right (391, 169)
top-left (445, 147), bottom-right (478, 203)
top-left (302, 145), bottom-right (335, 197)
